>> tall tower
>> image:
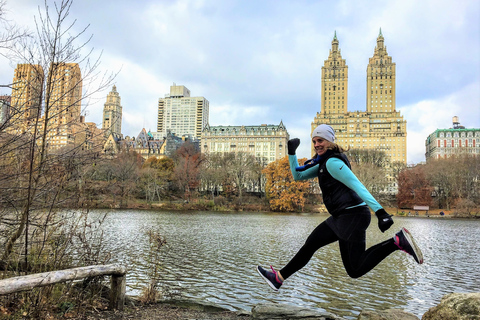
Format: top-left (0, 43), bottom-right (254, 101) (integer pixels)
top-left (44, 62), bottom-right (82, 150)
top-left (45, 62), bottom-right (82, 125)
top-left (321, 31), bottom-right (348, 115)
top-left (366, 29), bottom-right (396, 113)
top-left (102, 85), bottom-right (122, 138)
top-left (157, 84), bottom-right (209, 140)
top-left (10, 64), bottom-right (44, 131)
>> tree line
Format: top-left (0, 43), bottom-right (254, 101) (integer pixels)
top-left (397, 155), bottom-right (479, 216)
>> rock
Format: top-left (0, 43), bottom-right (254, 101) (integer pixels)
top-left (358, 309), bottom-right (419, 320)
top-left (251, 302), bottom-right (345, 320)
top-left (422, 292), bottom-right (480, 320)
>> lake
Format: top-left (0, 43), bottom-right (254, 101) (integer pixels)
top-left (96, 210), bottom-right (480, 319)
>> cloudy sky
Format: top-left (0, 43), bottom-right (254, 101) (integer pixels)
top-left (1, 0), bottom-right (479, 164)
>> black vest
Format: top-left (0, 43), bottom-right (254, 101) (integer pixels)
top-left (317, 152), bottom-right (363, 216)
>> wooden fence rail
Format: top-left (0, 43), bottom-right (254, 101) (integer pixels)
top-left (0, 264), bottom-right (127, 310)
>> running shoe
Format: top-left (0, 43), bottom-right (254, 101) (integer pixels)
top-left (394, 227), bottom-right (424, 264)
top-left (256, 265), bottom-right (283, 291)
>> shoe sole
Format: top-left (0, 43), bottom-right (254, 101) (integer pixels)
top-left (401, 228), bottom-right (424, 264)
top-left (256, 266), bottom-right (279, 292)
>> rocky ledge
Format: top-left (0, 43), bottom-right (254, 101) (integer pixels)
top-left (247, 292), bottom-right (479, 320)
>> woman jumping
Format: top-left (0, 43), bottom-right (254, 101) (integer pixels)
top-left (257, 124), bottom-right (423, 291)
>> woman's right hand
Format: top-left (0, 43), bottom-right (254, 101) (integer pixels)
top-left (288, 138), bottom-right (300, 155)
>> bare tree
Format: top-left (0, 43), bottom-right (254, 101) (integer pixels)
top-left (0, 0), bottom-right (115, 272)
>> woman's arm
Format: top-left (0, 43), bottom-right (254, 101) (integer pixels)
top-left (325, 157), bottom-right (382, 212)
top-left (288, 154), bottom-right (318, 181)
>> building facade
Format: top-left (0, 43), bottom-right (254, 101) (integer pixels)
top-left (9, 64), bottom-right (44, 132)
top-left (102, 85), bottom-right (123, 138)
top-left (425, 117), bottom-right (480, 160)
top-left (42, 62), bottom-right (83, 150)
top-left (157, 84), bottom-right (209, 140)
top-left (313, 30), bottom-right (407, 165)
top-left (201, 122), bottom-right (289, 164)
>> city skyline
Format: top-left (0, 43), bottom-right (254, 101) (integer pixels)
top-left (0, 0), bottom-right (479, 164)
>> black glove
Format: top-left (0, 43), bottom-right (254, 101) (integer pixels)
top-left (375, 209), bottom-right (394, 233)
top-left (288, 138), bottom-right (300, 155)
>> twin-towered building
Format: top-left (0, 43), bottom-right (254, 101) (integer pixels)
top-left (6, 62), bottom-right (103, 151)
top-left (313, 30), bottom-right (407, 165)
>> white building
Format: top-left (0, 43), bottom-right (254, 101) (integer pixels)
top-left (157, 84), bottom-right (209, 140)
top-left (425, 117), bottom-right (480, 160)
top-left (201, 122), bottom-right (289, 164)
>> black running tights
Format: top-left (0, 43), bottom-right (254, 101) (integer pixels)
top-left (279, 220), bottom-right (398, 280)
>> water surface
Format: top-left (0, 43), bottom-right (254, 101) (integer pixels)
top-left (97, 210), bottom-right (480, 319)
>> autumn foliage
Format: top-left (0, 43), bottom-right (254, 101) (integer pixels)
top-left (397, 165), bottom-right (433, 209)
top-left (263, 156), bottom-right (311, 212)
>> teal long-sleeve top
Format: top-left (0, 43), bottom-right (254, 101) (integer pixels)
top-left (288, 154), bottom-right (383, 213)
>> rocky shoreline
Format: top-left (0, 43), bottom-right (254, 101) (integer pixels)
top-left (86, 292), bottom-right (479, 320)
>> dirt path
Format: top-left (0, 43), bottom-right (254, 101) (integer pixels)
top-left (84, 302), bottom-right (251, 320)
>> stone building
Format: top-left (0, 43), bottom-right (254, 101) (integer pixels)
top-left (313, 30), bottom-right (406, 165)
top-left (102, 85), bottom-right (123, 139)
top-left (312, 30), bottom-right (406, 193)
top-left (8, 64), bottom-right (44, 132)
top-left (425, 117), bottom-right (480, 160)
top-left (201, 121), bottom-right (289, 164)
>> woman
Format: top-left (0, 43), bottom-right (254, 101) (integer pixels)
top-left (257, 124), bottom-right (423, 291)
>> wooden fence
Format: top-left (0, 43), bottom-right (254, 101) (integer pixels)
top-left (0, 264), bottom-right (127, 310)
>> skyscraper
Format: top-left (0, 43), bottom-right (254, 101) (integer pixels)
top-left (157, 84), bottom-right (209, 140)
top-left (102, 85), bottom-right (122, 138)
top-left (312, 30), bottom-right (406, 194)
top-left (366, 29), bottom-right (396, 114)
top-left (321, 31), bottom-right (348, 115)
top-left (43, 62), bottom-right (82, 150)
top-left (313, 30), bottom-right (406, 164)
top-left (9, 64), bottom-right (44, 131)
top-left (45, 62), bottom-right (82, 126)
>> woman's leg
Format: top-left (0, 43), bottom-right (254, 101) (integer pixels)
top-left (280, 221), bottom-right (339, 280)
top-left (339, 237), bottom-right (398, 278)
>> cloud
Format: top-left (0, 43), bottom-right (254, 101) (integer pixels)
top-left (399, 81), bottom-right (480, 164)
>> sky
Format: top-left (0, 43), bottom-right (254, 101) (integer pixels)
top-left (1, 0), bottom-right (479, 164)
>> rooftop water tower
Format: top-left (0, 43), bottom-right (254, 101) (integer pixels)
top-left (453, 116), bottom-right (460, 129)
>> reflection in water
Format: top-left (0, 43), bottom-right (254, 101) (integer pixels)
top-left (96, 210), bottom-right (480, 319)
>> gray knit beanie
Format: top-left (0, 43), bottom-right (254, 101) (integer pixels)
top-left (311, 124), bottom-right (335, 143)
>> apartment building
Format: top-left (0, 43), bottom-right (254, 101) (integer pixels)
top-left (425, 117), bottom-right (480, 160)
top-left (157, 84), bottom-right (209, 140)
top-left (201, 122), bottom-right (289, 164)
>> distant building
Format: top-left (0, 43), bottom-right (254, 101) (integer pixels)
top-left (312, 30), bottom-right (406, 194)
top-left (41, 62), bottom-right (83, 150)
top-left (102, 85), bottom-right (123, 139)
top-left (425, 116), bottom-right (480, 160)
top-left (119, 128), bottom-right (164, 158)
top-left (312, 30), bottom-right (406, 165)
top-left (157, 84), bottom-right (209, 140)
top-left (9, 64), bottom-right (44, 132)
top-left (7, 62), bottom-right (104, 152)
top-left (106, 129), bottom-right (194, 159)
top-left (201, 121), bottom-right (289, 164)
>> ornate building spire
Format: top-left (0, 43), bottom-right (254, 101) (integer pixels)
top-left (102, 85), bottom-right (123, 138)
top-left (320, 31), bottom-right (348, 116)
